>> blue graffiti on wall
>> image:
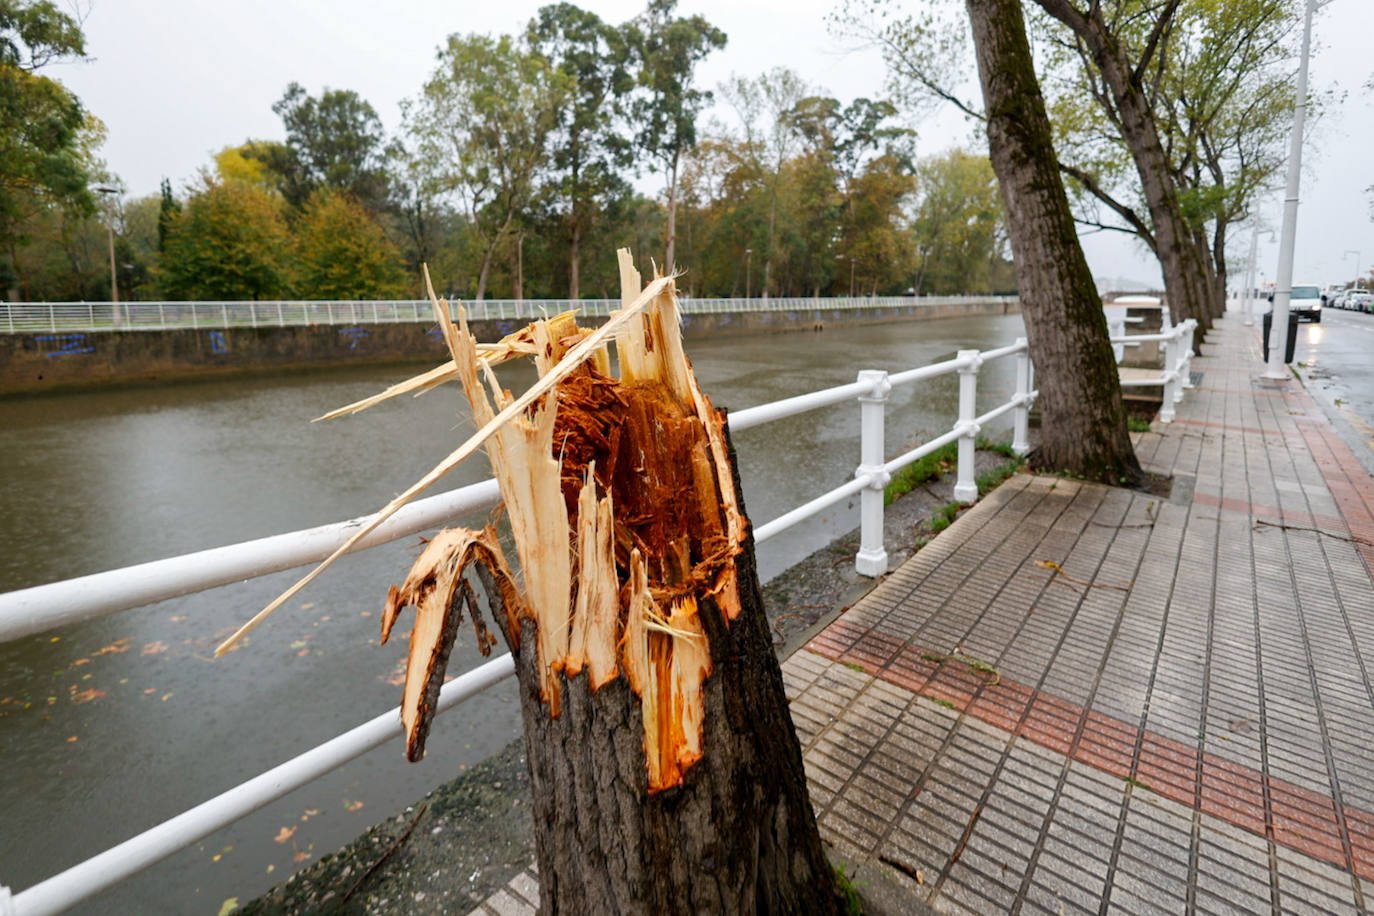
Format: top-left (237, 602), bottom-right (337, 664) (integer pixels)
top-left (35, 334), bottom-right (95, 357)
top-left (208, 330), bottom-right (229, 354)
top-left (339, 327), bottom-right (370, 351)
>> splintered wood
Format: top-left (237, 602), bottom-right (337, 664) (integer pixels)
top-left (379, 250), bottom-right (744, 791)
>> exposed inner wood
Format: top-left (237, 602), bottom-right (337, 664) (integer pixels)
top-left (379, 249), bottom-right (745, 789)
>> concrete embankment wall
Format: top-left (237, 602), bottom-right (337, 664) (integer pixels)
top-left (0, 299), bottom-right (1018, 397)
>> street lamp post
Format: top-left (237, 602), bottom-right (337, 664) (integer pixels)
top-left (849, 256), bottom-right (856, 298)
top-left (744, 248), bottom-right (752, 299)
top-left (1264, 0), bottom-right (1331, 379)
top-left (1345, 249), bottom-right (1361, 289)
top-left (94, 186), bottom-right (120, 328)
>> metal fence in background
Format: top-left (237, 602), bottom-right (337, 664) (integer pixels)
top-left (0, 295), bottom-right (1014, 334)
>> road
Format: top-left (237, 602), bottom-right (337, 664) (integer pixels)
top-left (1289, 305), bottom-right (1374, 474)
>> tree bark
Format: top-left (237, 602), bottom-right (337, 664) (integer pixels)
top-left (1033, 0), bottom-right (1218, 335)
top-left (966, 0), bottom-right (1143, 485)
top-left (665, 151), bottom-right (680, 273)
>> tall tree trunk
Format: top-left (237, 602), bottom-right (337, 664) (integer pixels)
top-left (383, 254), bottom-right (845, 914)
top-left (1034, 0), bottom-right (1217, 336)
top-left (665, 151), bottom-right (680, 273)
top-left (569, 220), bottom-right (582, 301)
top-left (966, 0), bottom-right (1143, 485)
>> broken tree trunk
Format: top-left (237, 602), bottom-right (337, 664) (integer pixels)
top-left (378, 250), bottom-right (844, 914)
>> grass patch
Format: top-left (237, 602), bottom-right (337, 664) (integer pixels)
top-left (843, 661), bottom-right (866, 673)
top-left (884, 442), bottom-right (957, 506)
top-left (926, 695), bottom-right (955, 709)
top-left (1126, 415), bottom-right (1151, 433)
top-left (834, 862), bottom-right (865, 915)
top-left (928, 502), bottom-right (961, 532)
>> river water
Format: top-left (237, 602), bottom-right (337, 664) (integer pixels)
top-left (0, 312), bottom-right (1025, 914)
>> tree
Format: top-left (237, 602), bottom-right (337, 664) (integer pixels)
top-left (624, 0), bottom-right (726, 272)
top-left (911, 149), bottom-right (1005, 294)
top-left (271, 83), bottom-right (390, 212)
top-left (403, 33), bottom-right (569, 299)
top-left (0, 0), bottom-right (94, 297)
top-left (1041, 0), bottom-right (1300, 322)
top-left (719, 68), bottom-right (808, 297)
top-left (293, 188), bottom-right (407, 299)
top-left (527, 3), bottom-right (633, 299)
top-left (159, 179), bottom-right (292, 300)
top-left (964, 0), bottom-right (1142, 483)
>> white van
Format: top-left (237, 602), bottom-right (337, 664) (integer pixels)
top-left (1269, 283), bottom-right (1323, 323)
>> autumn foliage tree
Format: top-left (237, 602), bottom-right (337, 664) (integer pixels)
top-left (293, 188), bottom-right (407, 299)
top-left (159, 180), bottom-right (292, 300)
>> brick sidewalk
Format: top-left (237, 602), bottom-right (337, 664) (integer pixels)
top-left (472, 313), bottom-right (1374, 914)
top-left (792, 313), bottom-right (1374, 914)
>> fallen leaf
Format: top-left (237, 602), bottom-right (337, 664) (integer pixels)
top-left (273, 826), bottom-right (296, 844)
top-left (93, 639), bottom-right (132, 656)
top-left (65, 735), bottom-right (78, 743)
top-left (143, 688), bottom-right (157, 695)
top-left (344, 799), bottom-right (364, 812)
top-left (360, 611), bottom-right (373, 618)
top-left (160, 692), bottom-right (174, 701)
top-left (71, 688), bottom-right (106, 704)
top-left (217, 898), bottom-right (238, 916)
top-left (293, 851), bottom-right (310, 864)
top-left (265, 864), bottom-right (275, 874)
top-left (141, 641), bottom-right (168, 656)
top-left (212, 853), bottom-right (222, 862)
top-left (49, 637), bottom-right (60, 643)
top-left (71, 658), bottom-right (90, 667)
top-left (296, 649), bottom-right (309, 657)
top-left (169, 615), bottom-right (187, 623)
top-left (289, 640), bottom-right (308, 649)
top-left (299, 602), bottom-right (315, 611)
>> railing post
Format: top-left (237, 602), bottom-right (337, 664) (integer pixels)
top-left (277, 302), bottom-right (284, 327)
top-left (854, 369), bottom-right (892, 578)
top-left (954, 350), bottom-right (982, 503)
top-left (1178, 321), bottom-right (1194, 396)
top-left (220, 303), bottom-right (229, 328)
top-left (159, 304), bottom-right (166, 329)
top-left (1012, 338), bottom-right (1032, 456)
top-left (1159, 337), bottom-right (1178, 423)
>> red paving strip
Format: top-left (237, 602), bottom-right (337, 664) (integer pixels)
top-left (1173, 417), bottom-right (1302, 439)
top-left (1289, 419), bottom-right (1374, 579)
top-left (1188, 491), bottom-right (1354, 534)
top-left (804, 636), bottom-right (1374, 881)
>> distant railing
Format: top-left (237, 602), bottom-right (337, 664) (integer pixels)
top-left (0, 318), bottom-right (1202, 916)
top-left (0, 295), bottom-right (1015, 334)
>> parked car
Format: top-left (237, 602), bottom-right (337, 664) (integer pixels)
top-left (1349, 290), bottom-right (1373, 312)
top-left (1270, 283), bottom-right (1323, 322)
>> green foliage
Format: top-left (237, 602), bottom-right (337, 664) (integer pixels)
top-left (623, 0), bottom-right (727, 269)
top-left (527, 2), bottom-right (633, 298)
top-left (833, 862), bottom-right (864, 915)
top-left (1126, 415), bottom-right (1151, 432)
top-left (159, 180), bottom-right (292, 300)
top-left (0, 0), bottom-right (93, 292)
top-left (912, 149), bottom-right (1009, 294)
top-left (272, 83), bottom-right (390, 211)
top-left (293, 188), bottom-right (406, 299)
top-left (929, 502), bottom-right (960, 532)
top-left (884, 442), bottom-right (957, 505)
top-left (403, 31), bottom-right (570, 299)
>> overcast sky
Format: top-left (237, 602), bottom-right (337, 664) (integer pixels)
top-left (48, 0), bottom-right (1374, 289)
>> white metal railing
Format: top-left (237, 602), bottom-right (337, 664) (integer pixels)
top-left (0, 322), bottom-right (1200, 915)
top-left (1110, 319), bottom-right (1197, 423)
top-left (0, 295), bottom-right (1014, 334)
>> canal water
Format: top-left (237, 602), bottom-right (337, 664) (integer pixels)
top-left (0, 312), bottom-right (1025, 914)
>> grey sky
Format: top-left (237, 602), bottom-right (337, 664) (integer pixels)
top-left (52, 0), bottom-right (1373, 289)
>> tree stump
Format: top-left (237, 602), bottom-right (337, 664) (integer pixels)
top-left (382, 251), bottom-right (845, 914)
